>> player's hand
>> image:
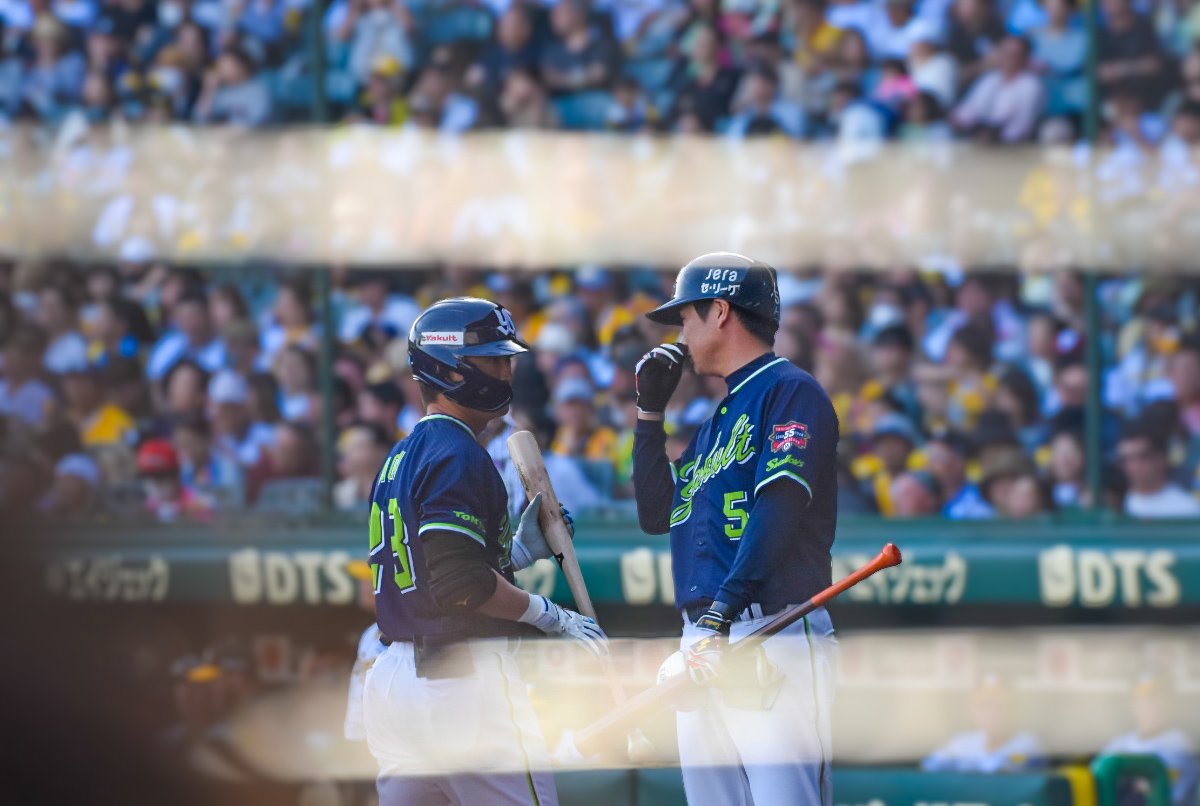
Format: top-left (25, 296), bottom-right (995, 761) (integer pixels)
top-left (686, 605), bottom-right (732, 685)
top-left (511, 494), bottom-right (574, 571)
top-left (635, 342), bottom-right (688, 414)
top-left (520, 594), bottom-right (609, 657)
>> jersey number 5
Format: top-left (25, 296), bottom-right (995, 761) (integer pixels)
top-left (723, 491), bottom-right (749, 539)
top-left (369, 498), bottom-right (417, 594)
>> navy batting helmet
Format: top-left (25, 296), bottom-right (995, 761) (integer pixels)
top-left (408, 297), bottom-right (528, 412)
top-left (646, 252), bottom-right (780, 326)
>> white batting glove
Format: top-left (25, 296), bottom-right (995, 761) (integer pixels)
top-left (519, 593), bottom-right (608, 657)
top-left (510, 493), bottom-right (575, 571)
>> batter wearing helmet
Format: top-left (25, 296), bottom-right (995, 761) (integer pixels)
top-left (362, 297), bottom-right (607, 806)
top-left (633, 253), bottom-right (839, 806)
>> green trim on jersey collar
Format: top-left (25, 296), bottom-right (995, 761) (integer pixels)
top-left (418, 413), bottom-right (476, 436)
top-left (729, 356), bottom-right (790, 396)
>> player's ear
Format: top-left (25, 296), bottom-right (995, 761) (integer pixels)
top-left (716, 300), bottom-right (732, 327)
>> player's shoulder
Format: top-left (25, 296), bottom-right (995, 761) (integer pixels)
top-left (765, 360), bottom-right (835, 407)
top-left (403, 414), bottom-right (496, 476)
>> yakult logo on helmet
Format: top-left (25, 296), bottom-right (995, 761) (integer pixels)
top-left (420, 331), bottom-right (464, 346)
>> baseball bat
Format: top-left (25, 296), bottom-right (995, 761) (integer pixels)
top-left (507, 431), bottom-right (657, 761)
top-left (507, 430), bottom-right (597, 620)
top-left (572, 543), bottom-right (903, 753)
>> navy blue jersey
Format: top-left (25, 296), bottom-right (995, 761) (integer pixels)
top-left (666, 353), bottom-right (838, 610)
top-left (369, 413), bottom-right (521, 641)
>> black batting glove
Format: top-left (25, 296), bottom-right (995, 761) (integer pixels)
top-left (635, 343), bottom-right (689, 414)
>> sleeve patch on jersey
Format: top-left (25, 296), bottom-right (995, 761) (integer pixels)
top-left (770, 421), bottom-right (810, 453)
top-left (452, 510), bottom-right (486, 533)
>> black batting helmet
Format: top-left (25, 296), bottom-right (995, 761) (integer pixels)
top-left (408, 297), bottom-right (528, 412)
top-left (646, 252), bottom-right (780, 326)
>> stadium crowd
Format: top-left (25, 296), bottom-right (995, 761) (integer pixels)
top-left (0, 260), bottom-right (1198, 522)
top-left (0, 0), bottom-right (1198, 148)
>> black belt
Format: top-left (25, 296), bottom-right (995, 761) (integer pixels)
top-left (684, 601), bottom-right (790, 624)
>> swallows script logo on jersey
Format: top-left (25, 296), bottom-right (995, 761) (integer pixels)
top-left (670, 414), bottom-right (755, 527)
top-left (770, 421), bottom-right (809, 453)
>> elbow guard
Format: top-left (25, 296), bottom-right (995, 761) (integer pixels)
top-left (423, 532), bottom-right (499, 613)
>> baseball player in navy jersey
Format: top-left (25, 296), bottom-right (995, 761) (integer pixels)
top-left (633, 253), bottom-right (840, 806)
top-left (362, 297), bottom-right (607, 806)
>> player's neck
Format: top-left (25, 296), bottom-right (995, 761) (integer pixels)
top-left (713, 340), bottom-right (774, 381)
top-left (425, 400), bottom-right (493, 436)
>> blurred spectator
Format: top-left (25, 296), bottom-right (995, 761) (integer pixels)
top-left (62, 358), bottom-right (137, 448)
top-left (1108, 301), bottom-right (1181, 417)
top-left (927, 430), bottom-right (995, 518)
top-left (1029, 0), bottom-right (1087, 117)
top-left (1118, 424), bottom-right (1200, 518)
top-left (172, 413), bottom-right (243, 509)
top-left (540, 0), bottom-right (621, 93)
top-left (261, 278), bottom-right (319, 368)
top-left (724, 63), bottom-right (801, 136)
top-left (275, 345), bottom-right (321, 423)
top-left (334, 421), bottom-right (391, 511)
top-left (338, 271), bottom-right (420, 350)
top-left (980, 445), bottom-right (1035, 512)
top-left (38, 451), bottom-right (102, 516)
top-left (348, 0), bottom-right (414, 88)
top-left (36, 281), bottom-right (89, 375)
top-left (922, 675), bottom-right (1047, 773)
top-left (672, 24), bottom-right (742, 129)
top-left (246, 420), bottom-right (321, 504)
top-left (951, 35), bottom-right (1045, 143)
top-left (514, 407), bottom-right (606, 510)
top-left (550, 377), bottom-right (617, 460)
top-left (162, 359), bottom-right (210, 422)
top-left (209, 286), bottom-right (251, 334)
top-left (208, 369), bottom-right (276, 468)
top-left (1098, 0), bottom-right (1169, 106)
top-left (146, 292), bottom-right (227, 381)
top-left (906, 20), bottom-right (958, 110)
top-left (138, 437), bottom-right (208, 521)
top-left (22, 15), bottom-right (87, 125)
top-left (856, 411), bottom-right (923, 513)
top-left (998, 471), bottom-right (1051, 517)
top-left (607, 76), bottom-right (653, 131)
top-left (501, 67), bottom-right (559, 128)
top-left (944, 0), bottom-right (1005, 90)
top-left (469, 3), bottom-right (540, 93)
top-left (827, 0), bottom-right (925, 62)
top-left (899, 88), bottom-right (952, 140)
top-left (358, 379), bottom-right (405, 439)
top-left (406, 65), bottom-right (479, 131)
top-left (1101, 675), bottom-right (1200, 806)
top-left (889, 469), bottom-right (942, 517)
top-left (90, 296), bottom-right (154, 367)
top-left (192, 46), bottom-right (272, 127)
top-left (867, 324), bottom-right (921, 421)
top-left (1046, 421), bottom-right (1086, 510)
top-left (1104, 81), bottom-right (1167, 149)
top-left (223, 320), bottom-right (263, 379)
top-left (350, 55), bottom-right (408, 125)
top-left (0, 326), bottom-right (55, 428)
top-left (994, 366), bottom-right (1045, 453)
top-left (1170, 335), bottom-right (1200, 442)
